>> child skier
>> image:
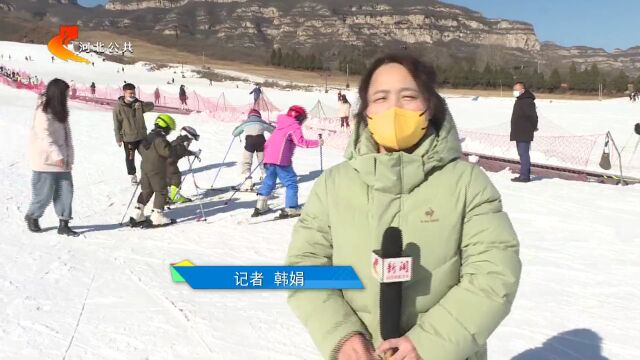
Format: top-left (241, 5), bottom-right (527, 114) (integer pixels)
top-left (253, 105), bottom-right (322, 219)
top-left (338, 94), bottom-right (352, 129)
top-left (231, 109), bottom-right (275, 191)
top-left (167, 126), bottom-right (202, 204)
top-left (179, 85), bottom-right (188, 110)
top-left (129, 114), bottom-right (177, 227)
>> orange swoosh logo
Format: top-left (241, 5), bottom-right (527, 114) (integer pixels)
top-left (48, 25), bottom-right (90, 64)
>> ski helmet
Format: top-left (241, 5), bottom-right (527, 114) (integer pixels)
top-left (287, 105), bottom-right (307, 123)
top-left (635, 122), bottom-right (640, 135)
top-left (155, 114), bottom-right (176, 131)
top-left (248, 108), bottom-right (262, 118)
top-left (181, 126), bottom-right (200, 141)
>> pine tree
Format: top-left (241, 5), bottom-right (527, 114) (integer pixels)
top-left (308, 54), bottom-right (316, 70)
top-left (611, 70), bottom-right (629, 92)
top-left (314, 53), bottom-right (323, 70)
top-left (270, 48), bottom-right (277, 66)
top-left (482, 63), bottom-right (494, 88)
top-left (547, 68), bottom-right (562, 91)
top-left (275, 48), bottom-right (283, 67)
top-left (495, 66), bottom-right (514, 90)
top-left (568, 62), bottom-right (578, 89)
top-left (527, 69), bottom-right (545, 91)
top-left (589, 64), bottom-right (600, 92)
top-left (293, 50), bottom-right (302, 69)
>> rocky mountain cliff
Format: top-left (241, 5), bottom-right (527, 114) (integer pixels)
top-left (100, 0), bottom-right (541, 52)
top-left (1, 0), bottom-right (638, 75)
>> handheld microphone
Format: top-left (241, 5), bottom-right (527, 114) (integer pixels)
top-left (379, 227), bottom-right (404, 343)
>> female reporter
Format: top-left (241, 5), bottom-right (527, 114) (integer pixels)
top-left (287, 53), bottom-right (521, 360)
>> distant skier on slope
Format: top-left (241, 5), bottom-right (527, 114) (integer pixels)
top-left (249, 84), bottom-right (262, 106)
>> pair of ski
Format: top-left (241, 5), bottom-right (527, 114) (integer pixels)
top-left (128, 217), bottom-right (177, 229)
top-left (245, 206), bottom-right (302, 225)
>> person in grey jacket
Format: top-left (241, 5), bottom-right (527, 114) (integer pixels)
top-left (25, 79), bottom-right (79, 237)
top-left (232, 109), bottom-right (274, 190)
top-left (113, 82), bottom-right (155, 185)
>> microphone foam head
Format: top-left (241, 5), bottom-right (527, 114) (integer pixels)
top-left (381, 227), bottom-right (403, 258)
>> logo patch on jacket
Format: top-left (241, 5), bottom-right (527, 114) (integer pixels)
top-left (421, 207), bottom-right (439, 223)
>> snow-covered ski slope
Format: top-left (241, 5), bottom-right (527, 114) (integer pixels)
top-left (1, 41), bottom-right (639, 359)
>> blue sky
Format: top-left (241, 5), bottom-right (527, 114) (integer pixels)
top-left (444, 0), bottom-right (637, 51)
top-left (77, 0), bottom-right (107, 7)
top-left (77, 0), bottom-right (637, 51)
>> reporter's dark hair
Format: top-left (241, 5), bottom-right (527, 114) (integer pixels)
top-left (42, 78), bottom-right (69, 124)
top-left (123, 83), bottom-right (136, 91)
top-left (355, 53), bottom-right (446, 132)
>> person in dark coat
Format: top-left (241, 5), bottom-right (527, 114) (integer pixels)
top-left (510, 82), bottom-right (538, 183)
top-left (179, 85), bottom-right (188, 110)
top-left (249, 84), bottom-right (262, 106)
top-left (154, 87), bottom-right (161, 104)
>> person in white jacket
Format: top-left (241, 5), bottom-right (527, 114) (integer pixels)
top-left (338, 94), bottom-right (351, 129)
top-left (231, 109), bottom-right (275, 191)
top-left (24, 78), bottom-right (79, 237)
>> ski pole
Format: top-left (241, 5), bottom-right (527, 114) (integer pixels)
top-left (191, 163), bottom-right (207, 221)
top-left (318, 133), bottom-right (324, 171)
top-left (179, 156), bottom-right (197, 192)
top-left (120, 181), bottom-right (140, 225)
top-left (209, 136), bottom-right (236, 189)
top-left (224, 160), bottom-right (264, 205)
top-left (628, 137), bottom-right (640, 167)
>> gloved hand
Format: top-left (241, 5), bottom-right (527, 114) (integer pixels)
top-left (192, 149), bottom-right (202, 162)
top-left (172, 135), bottom-right (191, 148)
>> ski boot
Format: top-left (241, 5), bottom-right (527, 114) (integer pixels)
top-left (128, 203), bottom-right (147, 227)
top-left (145, 208), bottom-right (176, 228)
top-left (276, 207), bottom-right (302, 220)
top-left (251, 195), bottom-right (271, 217)
top-left (169, 185), bottom-right (192, 203)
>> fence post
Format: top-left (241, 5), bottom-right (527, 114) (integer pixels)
top-left (607, 131), bottom-right (626, 186)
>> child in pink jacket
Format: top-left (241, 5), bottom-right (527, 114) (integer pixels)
top-left (252, 105), bottom-right (322, 218)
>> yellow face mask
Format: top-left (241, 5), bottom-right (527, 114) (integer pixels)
top-left (367, 107), bottom-right (428, 151)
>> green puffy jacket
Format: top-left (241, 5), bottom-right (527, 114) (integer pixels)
top-left (286, 106), bottom-right (521, 360)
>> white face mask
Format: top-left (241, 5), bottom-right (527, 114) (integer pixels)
top-left (126, 96), bottom-right (136, 103)
top-left (512, 90), bottom-right (521, 98)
